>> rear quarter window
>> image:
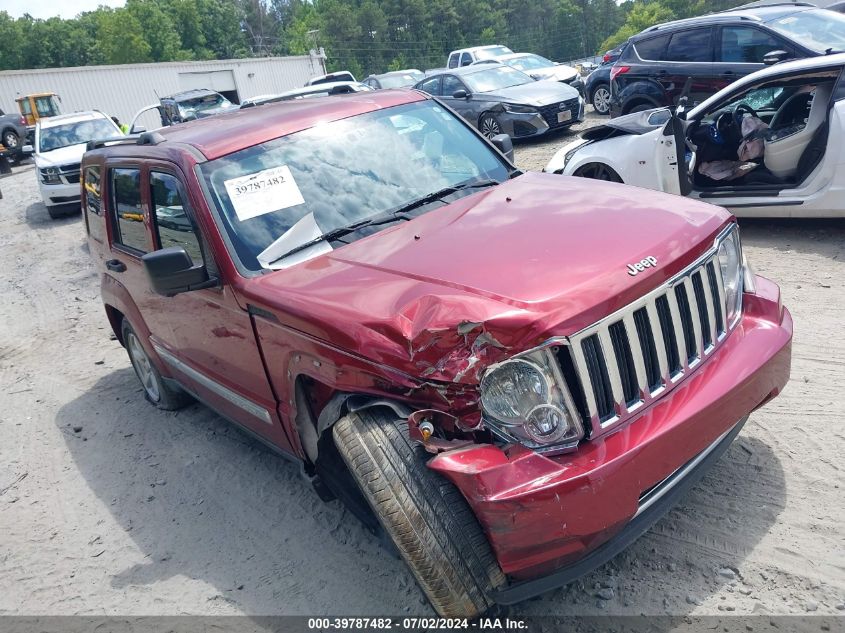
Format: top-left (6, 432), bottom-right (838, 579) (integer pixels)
top-left (635, 34), bottom-right (670, 61)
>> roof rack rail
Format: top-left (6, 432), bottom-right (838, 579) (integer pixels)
top-left (86, 131), bottom-right (166, 152)
top-left (643, 14), bottom-right (757, 31)
top-left (723, 1), bottom-right (815, 11)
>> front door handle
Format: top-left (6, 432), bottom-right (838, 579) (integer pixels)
top-left (721, 71), bottom-right (735, 79)
top-left (106, 259), bottom-right (126, 272)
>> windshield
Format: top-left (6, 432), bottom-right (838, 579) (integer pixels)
top-left (463, 66), bottom-right (533, 93)
top-left (766, 9), bottom-right (845, 53)
top-left (200, 101), bottom-right (509, 270)
top-left (507, 55), bottom-right (554, 71)
top-left (178, 93), bottom-right (230, 118)
top-left (379, 73), bottom-right (423, 88)
top-left (475, 46), bottom-right (513, 60)
top-left (38, 118), bottom-right (120, 152)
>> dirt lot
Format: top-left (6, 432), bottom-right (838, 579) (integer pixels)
top-left (1, 129), bottom-right (844, 618)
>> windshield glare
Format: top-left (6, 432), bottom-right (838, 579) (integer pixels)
top-left (464, 66), bottom-right (533, 93)
top-left (379, 73), bottom-right (423, 88)
top-left (767, 9), bottom-right (845, 52)
top-left (201, 101), bottom-right (509, 270)
top-left (179, 94), bottom-right (229, 117)
top-left (509, 55), bottom-right (553, 71)
top-left (475, 46), bottom-right (513, 60)
top-left (39, 118), bottom-right (120, 152)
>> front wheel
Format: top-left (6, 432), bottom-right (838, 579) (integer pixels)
top-left (333, 410), bottom-right (505, 617)
top-left (591, 84), bottom-right (611, 115)
top-left (573, 162), bottom-right (623, 183)
top-left (478, 113), bottom-right (502, 139)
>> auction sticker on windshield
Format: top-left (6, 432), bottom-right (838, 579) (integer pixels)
top-left (224, 165), bottom-right (305, 221)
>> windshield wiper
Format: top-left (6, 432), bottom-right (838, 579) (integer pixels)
top-left (265, 178), bottom-right (501, 267)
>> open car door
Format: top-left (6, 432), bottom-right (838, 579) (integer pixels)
top-left (657, 78), bottom-right (693, 197)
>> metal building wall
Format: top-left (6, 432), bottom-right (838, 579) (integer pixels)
top-left (0, 55), bottom-right (325, 124)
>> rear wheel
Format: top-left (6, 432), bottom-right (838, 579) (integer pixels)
top-left (333, 409), bottom-right (505, 617)
top-left (121, 319), bottom-right (192, 410)
top-left (574, 162), bottom-right (623, 183)
top-left (2, 129), bottom-right (19, 152)
top-left (591, 84), bottom-right (611, 115)
top-left (478, 113), bottom-right (502, 139)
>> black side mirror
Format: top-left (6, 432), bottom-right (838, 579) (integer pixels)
top-left (763, 50), bottom-right (790, 65)
top-left (490, 133), bottom-right (514, 163)
top-left (452, 89), bottom-right (470, 99)
top-left (142, 246), bottom-right (217, 297)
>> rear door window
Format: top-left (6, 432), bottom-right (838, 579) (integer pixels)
top-left (635, 34), bottom-right (670, 60)
top-left (720, 26), bottom-right (785, 63)
top-left (83, 165), bottom-right (105, 242)
top-left (150, 171), bottom-right (204, 265)
top-left (111, 168), bottom-right (148, 253)
top-left (664, 28), bottom-right (713, 62)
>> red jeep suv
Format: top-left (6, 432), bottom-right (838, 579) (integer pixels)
top-left (81, 89), bottom-right (792, 617)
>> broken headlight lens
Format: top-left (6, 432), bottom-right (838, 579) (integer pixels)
top-left (717, 226), bottom-right (743, 329)
top-left (480, 351), bottom-right (584, 452)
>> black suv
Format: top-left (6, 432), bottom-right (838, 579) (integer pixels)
top-left (610, 3), bottom-right (845, 117)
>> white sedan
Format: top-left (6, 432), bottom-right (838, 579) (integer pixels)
top-left (545, 54), bottom-right (845, 217)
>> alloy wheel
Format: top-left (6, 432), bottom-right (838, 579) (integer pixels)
top-left (480, 116), bottom-right (501, 139)
top-left (126, 331), bottom-right (161, 402)
top-left (3, 132), bottom-right (19, 149)
top-left (592, 87), bottom-right (610, 114)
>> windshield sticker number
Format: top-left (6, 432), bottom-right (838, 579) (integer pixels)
top-left (224, 165), bottom-right (305, 221)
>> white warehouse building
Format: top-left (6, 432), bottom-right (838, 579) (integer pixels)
top-left (0, 54), bottom-right (326, 126)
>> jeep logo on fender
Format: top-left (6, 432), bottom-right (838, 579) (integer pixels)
top-left (627, 256), bottom-right (658, 276)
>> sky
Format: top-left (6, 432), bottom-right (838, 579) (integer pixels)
top-left (2, 0), bottom-right (125, 19)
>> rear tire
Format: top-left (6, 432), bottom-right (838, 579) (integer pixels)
top-left (2, 129), bottom-right (19, 152)
top-left (333, 409), bottom-right (505, 617)
top-left (591, 84), bottom-right (611, 115)
top-left (121, 319), bottom-right (192, 410)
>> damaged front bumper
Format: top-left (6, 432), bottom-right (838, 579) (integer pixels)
top-left (426, 275), bottom-right (792, 600)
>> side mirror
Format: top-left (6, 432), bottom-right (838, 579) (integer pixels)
top-left (142, 246), bottom-right (217, 297)
top-left (452, 89), bottom-right (470, 99)
top-left (22, 144), bottom-right (33, 154)
top-left (129, 125), bottom-right (146, 134)
top-left (490, 133), bottom-right (514, 163)
top-left (763, 50), bottom-right (790, 65)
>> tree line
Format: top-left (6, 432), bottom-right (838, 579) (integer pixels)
top-left (0, 0), bottom-right (745, 77)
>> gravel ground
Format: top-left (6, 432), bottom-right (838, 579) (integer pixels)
top-left (1, 132), bottom-right (843, 618)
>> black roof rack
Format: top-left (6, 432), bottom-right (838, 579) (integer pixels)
top-left (86, 131), bottom-right (166, 152)
top-left (724, 1), bottom-right (815, 11)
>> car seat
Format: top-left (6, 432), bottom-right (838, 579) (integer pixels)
top-left (764, 83), bottom-right (833, 179)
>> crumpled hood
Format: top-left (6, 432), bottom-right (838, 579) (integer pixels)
top-left (580, 107), bottom-right (671, 140)
top-left (531, 65), bottom-right (580, 83)
top-left (242, 172), bottom-right (730, 383)
top-left (34, 143), bottom-right (86, 168)
top-left (487, 81), bottom-right (580, 106)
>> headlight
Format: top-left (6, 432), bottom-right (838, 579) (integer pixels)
top-left (502, 103), bottom-right (536, 114)
top-left (717, 226), bottom-right (743, 328)
top-left (564, 141), bottom-right (590, 168)
top-left (40, 167), bottom-right (60, 185)
top-left (480, 351), bottom-right (584, 452)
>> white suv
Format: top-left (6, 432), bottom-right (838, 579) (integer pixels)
top-left (35, 111), bottom-right (122, 218)
top-left (446, 45), bottom-right (513, 69)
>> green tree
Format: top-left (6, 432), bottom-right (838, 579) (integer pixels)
top-left (598, 1), bottom-right (676, 52)
top-left (96, 8), bottom-right (153, 64)
top-left (126, 0), bottom-right (183, 61)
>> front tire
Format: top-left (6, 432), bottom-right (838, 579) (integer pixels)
top-left (574, 162), bottom-right (623, 183)
top-left (478, 113), bottom-right (502, 139)
top-left (122, 319), bottom-right (192, 410)
top-left (333, 410), bottom-right (505, 617)
top-left (591, 84), bottom-right (611, 115)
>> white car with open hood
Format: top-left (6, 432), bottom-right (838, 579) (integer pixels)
top-left (544, 54), bottom-right (845, 217)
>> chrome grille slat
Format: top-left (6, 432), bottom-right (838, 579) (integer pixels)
top-left (560, 240), bottom-right (736, 436)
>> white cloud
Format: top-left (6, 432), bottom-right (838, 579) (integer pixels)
top-left (2, 0), bottom-right (126, 20)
